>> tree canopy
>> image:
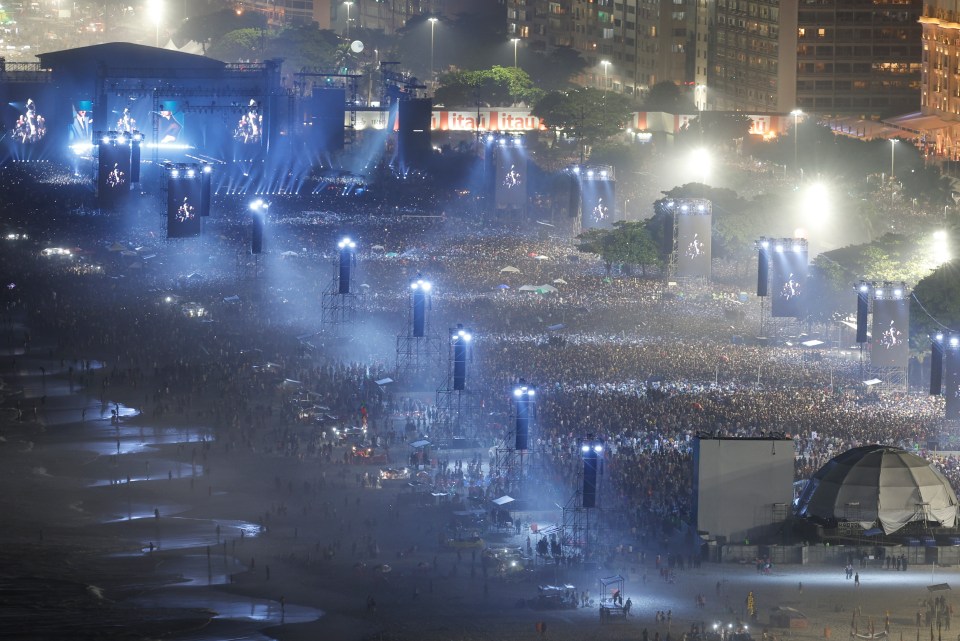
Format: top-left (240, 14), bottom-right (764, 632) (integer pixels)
top-left (532, 88), bottom-right (635, 151)
top-left (912, 260), bottom-right (960, 340)
top-left (434, 66), bottom-right (543, 108)
top-left (642, 81), bottom-right (696, 113)
top-left (576, 221), bottom-right (662, 275)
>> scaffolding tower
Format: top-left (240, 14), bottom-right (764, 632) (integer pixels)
top-left (491, 381), bottom-right (539, 495)
top-left (434, 325), bottom-right (479, 442)
top-left (320, 239), bottom-right (362, 333)
top-left (561, 437), bottom-right (607, 565)
top-left (395, 275), bottom-right (443, 382)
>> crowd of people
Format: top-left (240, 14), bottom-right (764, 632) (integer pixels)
top-left (1, 157), bottom-right (955, 569)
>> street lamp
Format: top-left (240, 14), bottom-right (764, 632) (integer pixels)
top-left (343, 1), bottom-right (353, 38)
top-left (147, 0), bottom-right (163, 47)
top-left (890, 139), bottom-right (898, 180)
top-left (790, 109), bottom-right (803, 173)
top-left (601, 59), bottom-right (611, 92)
top-left (511, 37), bottom-right (520, 68)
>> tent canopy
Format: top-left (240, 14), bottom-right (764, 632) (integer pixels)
top-left (796, 445), bottom-right (959, 534)
top-left (500, 266), bottom-right (521, 273)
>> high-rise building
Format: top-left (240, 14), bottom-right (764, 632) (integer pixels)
top-left (611, 0), bottom-right (697, 97)
top-left (921, 0), bottom-right (960, 118)
top-left (706, 0), bottom-right (920, 116)
top-left (508, 0), bottom-right (695, 100)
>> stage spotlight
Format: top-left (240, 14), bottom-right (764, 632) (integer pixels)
top-left (456, 328), bottom-right (472, 342)
top-left (249, 199), bottom-right (265, 211)
top-left (937, 333), bottom-right (944, 342)
top-left (203, 164), bottom-right (212, 173)
top-left (338, 237), bottom-right (356, 250)
top-left (581, 444), bottom-right (590, 453)
top-left (875, 288), bottom-right (884, 297)
top-left (600, 170), bottom-right (608, 178)
top-left (894, 288), bottom-right (902, 298)
top-left (411, 278), bottom-right (432, 292)
top-left (775, 244), bottom-right (784, 252)
top-left (586, 170), bottom-right (594, 177)
top-left (952, 337), bottom-right (959, 348)
top-left (859, 283), bottom-right (869, 293)
top-left (572, 166), bottom-right (581, 174)
top-left (171, 168), bottom-right (179, 178)
top-left (187, 168), bottom-right (195, 178)
top-left (101, 135), bottom-right (111, 144)
top-left (594, 444), bottom-right (603, 453)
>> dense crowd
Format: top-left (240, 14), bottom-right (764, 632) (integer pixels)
top-left (1, 160), bottom-right (954, 563)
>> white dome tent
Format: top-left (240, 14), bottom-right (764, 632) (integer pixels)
top-left (796, 445), bottom-right (959, 535)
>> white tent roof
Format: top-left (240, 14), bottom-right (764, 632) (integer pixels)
top-left (796, 445), bottom-right (959, 534)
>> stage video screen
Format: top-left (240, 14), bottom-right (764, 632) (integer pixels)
top-left (770, 245), bottom-right (808, 318)
top-left (97, 141), bottom-right (131, 209)
top-left (946, 347), bottom-right (960, 420)
top-left (71, 101), bottom-right (94, 144)
top-left (871, 298), bottom-right (909, 368)
top-left (495, 146), bottom-right (527, 208)
top-left (233, 99), bottom-right (263, 145)
top-left (166, 174), bottom-right (202, 239)
top-left (108, 96), bottom-right (183, 145)
top-left (581, 179), bottom-right (615, 229)
top-left (9, 97), bottom-right (47, 144)
top-left (676, 210), bottom-right (712, 279)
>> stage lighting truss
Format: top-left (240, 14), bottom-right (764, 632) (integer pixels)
top-left (96, 130), bottom-right (142, 147)
top-left (755, 237), bottom-right (808, 253)
top-left (568, 164), bottom-right (615, 181)
top-left (948, 334), bottom-right (960, 350)
top-left (163, 161), bottom-right (206, 179)
top-left (666, 198), bottom-right (712, 216)
top-left (854, 280), bottom-right (909, 301)
top-left (338, 237), bottom-right (357, 251)
top-left (488, 132), bottom-right (525, 147)
top-left (578, 436), bottom-right (604, 456)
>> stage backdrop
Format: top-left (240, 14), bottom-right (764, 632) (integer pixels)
top-left (580, 178), bottom-right (615, 229)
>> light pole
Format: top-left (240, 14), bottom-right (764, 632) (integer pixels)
top-left (791, 109), bottom-right (803, 173)
top-left (601, 59), bottom-right (611, 92)
top-left (511, 38), bottom-right (519, 68)
top-left (429, 17), bottom-right (438, 77)
top-left (343, 1), bottom-right (353, 38)
top-left (147, 0), bottom-right (163, 47)
top-left (890, 139), bottom-right (898, 180)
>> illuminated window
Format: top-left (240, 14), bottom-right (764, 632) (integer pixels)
top-left (818, 28), bottom-right (826, 37)
top-left (798, 27), bottom-right (805, 36)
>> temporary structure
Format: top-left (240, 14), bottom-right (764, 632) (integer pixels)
top-left (796, 444), bottom-right (958, 534)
